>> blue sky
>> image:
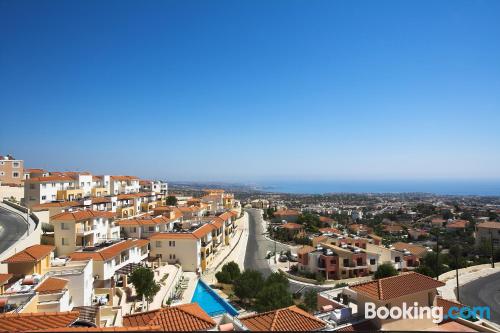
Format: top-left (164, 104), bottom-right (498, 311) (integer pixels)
top-left (1, 0), bottom-right (499, 182)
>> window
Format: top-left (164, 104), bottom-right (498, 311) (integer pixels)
top-left (61, 223), bottom-right (69, 230)
top-left (42, 184), bottom-right (46, 189)
top-left (169, 254), bottom-right (176, 260)
top-left (395, 256), bottom-right (401, 263)
top-left (370, 258), bottom-right (376, 265)
top-left (0, 172), bottom-right (4, 176)
top-left (132, 227), bottom-right (137, 233)
top-left (149, 226), bottom-right (155, 232)
top-left (12, 172), bottom-right (19, 178)
top-left (343, 258), bottom-right (349, 266)
top-left (81, 182), bottom-right (84, 187)
top-left (62, 238), bottom-right (68, 245)
top-left (12, 162), bottom-right (20, 168)
top-left (41, 195), bottom-right (46, 200)
top-left (155, 241), bottom-right (162, 247)
top-left (169, 241), bottom-right (176, 247)
top-left (51, 195), bottom-right (56, 200)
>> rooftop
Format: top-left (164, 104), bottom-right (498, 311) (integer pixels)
top-left (240, 305), bottom-right (326, 331)
top-left (0, 311), bottom-right (79, 332)
top-left (2, 245), bottom-right (55, 264)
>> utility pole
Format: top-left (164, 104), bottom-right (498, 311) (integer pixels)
top-left (435, 231), bottom-right (440, 280)
top-left (455, 255), bottom-right (460, 302)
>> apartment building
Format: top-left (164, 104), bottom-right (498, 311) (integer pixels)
top-left (1, 245), bottom-right (55, 278)
top-left (115, 192), bottom-right (165, 218)
top-left (475, 221), bottom-right (500, 248)
top-left (50, 210), bottom-right (119, 256)
top-left (68, 239), bottom-right (149, 281)
top-left (109, 175), bottom-right (140, 195)
top-left (0, 155), bottom-right (24, 185)
top-left (24, 175), bottom-right (78, 208)
top-left (117, 213), bottom-right (181, 239)
top-left (298, 243), bottom-right (369, 280)
top-left (139, 180), bottom-right (168, 194)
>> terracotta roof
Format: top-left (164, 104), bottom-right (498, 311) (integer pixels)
top-left (436, 297), bottom-right (463, 319)
top-left (35, 277), bottom-right (69, 294)
top-left (424, 321), bottom-right (478, 332)
top-left (192, 223), bottom-right (214, 238)
top-left (27, 326), bottom-right (162, 332)
top-left (149, 232), bottom-right (198, 240)
top-left (476, 221), bottom-right (500, 229)
top-left (0, 273), bottom-right (12, 285)
top-left (2, 245), bottom-right (55, 264)
top-left (351, 272), bottom-right (445, 301)
top-left (25, 176), bottom-right (74, 183)
top-left (274, 209), bottom-right (300, 217)
top-left (319, 216), bottom-right (335, 223)
top-left (319, 227), bottom-right (340, 234)
top-left (32, 201), bottom-right (82, 210)
top-left (240, 305), bottom-right (326, 331)
top-left (51, 210), bottom-right (115, 222)
top-left (110, 175), bottom-right (139, 181)
top-left (68, 240), bottom-right (146, 262)
top-left (0, 311), bottom-right (79, 332)
top-left (446, 220), bottom-right (469, 229)
top-left (91, 197), bottom-right (112, 204)
top-left (122, 303), bottom-right (216, 331)
top-left (297, 245), bottom-right (315, 255)
top-left (218, 211), bottom-right (233, 221)
top-left (391, 242), bottom-right (429, 258)
top-left (281, 223), bottom-right (303, 230)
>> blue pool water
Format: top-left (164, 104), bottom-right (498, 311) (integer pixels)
top-left (191, 279), bottom-right (239, 317)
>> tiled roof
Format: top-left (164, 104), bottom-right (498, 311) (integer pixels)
top-left (0, 311), bottom-right (79, 332)
top-left (319, 216), bottom-right (335, 223)
top-left (0, 273), bottom-right (13, 285)
top-left (28, 326), bottom-right (162, 332)
top-left (110, 175), bottom-right (139, 181)
top-left (25, 176), bottom-right (74, 183)
top-left (32, 201), bottom-right (81, 210)
top-left (297, 245), bottom-right (315, 255)
top-left (281, 223), bottom-right (303, 230)
top-left (446, 219), bottom-right (469, 229)
top-left (35, 277), bottom-right (69, 294)
top-left (150, 233), bottom-right (198, 240)
top-left (122, 303), bottom-right (216, 331)
top-left (274, 209), bottom-right (300, 217)
top-left (476, 221), bottom-right (500, 229)
top-left (319, 227), bottom-right (340, 234)
top-left (68, 240), bottom-right (145, 262)
top-left (192, 223), bottom-right (214, 238)
top-left (2, 245), bottom-right (55, 264)
top-left (51, 210), bottom-right (115, 222)
top-left (351, 272), bottom-right (445, 301)
top-left (117, 214), bottom-right (180, 227)
top-left (218, 211), bottom-right (233, 221)
top-left (391, 242), bottom-right (429, 258)
top-left (435, 297), bottom-right (463, 319)
top-left (240, 305), bottom-right (326, 331)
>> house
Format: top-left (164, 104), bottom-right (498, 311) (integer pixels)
top-left (24, 176), bottom-right (78, 208)
top-left (280, 223), bottom-right (304, 238)
top-left (431, 218), bottom-right (447, 228)
top-left (350, 272), bottom-right (445, 331)
top-left (0, 311), bottom-right (81, 332)
top-left (109, 175), bottom-right (140, 195)
top-left (273, 209), bottom-right (300, 223)
top-left (390, 242), bottom-right (429, 268)
top-left (122, 303), bottom-right (217, 331)
top-left (0, 155), bottom-right (24, 185)
top-left (239, 305), bottom-right (327, 331)
top-left (319, 216), bottom-right (336, 227)
top-left (117, 214), bottom-right (180, 239)
top-left (1, 245), bottom-right (55, 278)
top-left (446, 219), bottom-right (469, 232)
top-left (50, 210), bottom-right (118, 256)
top-left (347, 224), bottom-right (372, 236)
top-left (149, 233), bottom-right (201, 272)
top-left (475, 221), bottom-right (500, 248)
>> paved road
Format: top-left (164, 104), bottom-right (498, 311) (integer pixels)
top-left (0, 206), bottom-right (28, 254)
top-left (461, 271), bottom-right (500, 324)
top-left (243, 208), bottom-right (329, 294)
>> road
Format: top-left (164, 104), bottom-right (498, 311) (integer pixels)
top-left (0, 206), bottom-right (28, 254)
top-left (243, 208), bottom-right (329, 294)
top-left (460, 271), bottom-right (500, 324)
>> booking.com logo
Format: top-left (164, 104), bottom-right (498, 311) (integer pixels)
top-left (365, 302), bottom-right (491, 323)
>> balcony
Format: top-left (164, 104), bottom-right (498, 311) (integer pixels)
top-left (76, 226), bottom-right (94, 235)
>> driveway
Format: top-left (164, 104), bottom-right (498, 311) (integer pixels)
top-left (461, 271), bottom-right (500, 324)
top-left (0, 206), bottom-right (28, 255)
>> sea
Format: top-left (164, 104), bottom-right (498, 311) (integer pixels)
top-left (255, 180), bottom-right (500, 196)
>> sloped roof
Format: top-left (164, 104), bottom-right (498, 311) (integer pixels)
top-left (391, 242), bottom-right (428, 258)
top-left (122, 303), bottom-right (215, 331)
top-left (240, 305), bottom-right (326, 331)
top-left (0, 311), bottom-right (79, 332)
top-left (2, 245), bottom-right (55, 264)
top-left (35, 277), bottom-right (69, 294)
top-left (0, 274), bottom-right (12, 285)
top-left (150, 233), bottom-right (198, 240)
top-left (351, 272), bottom-right (445, 301)
top-left (51, 210), bottom-right (115, 222)
top-left (26, 326), bottom-right (162, 332)
top-left (476, 221), bottom-right (500, 229)
top-left (68, 239), bottom-right (146, 262)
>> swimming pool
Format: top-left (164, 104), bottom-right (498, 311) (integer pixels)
top-left (191, 279), bottom-right (239, 317)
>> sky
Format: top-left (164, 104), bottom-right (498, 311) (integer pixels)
top-left (1, 0), bottom-right (500, 182)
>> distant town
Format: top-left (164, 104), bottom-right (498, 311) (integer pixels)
top-left (0, 154), bottom-right (499, 332)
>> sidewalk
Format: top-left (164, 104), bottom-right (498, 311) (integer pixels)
top-left (202, 212), bottom-right (249, 284)
top-left (438, 262), bottom-right (500, 301)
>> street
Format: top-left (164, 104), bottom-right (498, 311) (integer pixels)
top-left (243, 208), bottom-right (330, 294)
top-left (461, 271), bottom-right (500, 324)
top-left (0, 206), bottom-right (28, 255)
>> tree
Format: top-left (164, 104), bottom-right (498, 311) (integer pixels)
top-left (415, 265), bottom-right (434, 277)
top-left (303, 290), bottom-right (318, 312)
top-left (129, 267), bottom-right (160, 310)
top-left (374, 263), bottom-right (398, 279)
top-left (265, 272), bottom-right (289, 288)
top-left (166, 196), bottom-right (178, 206)
top-left (234, 270), bottom-right (264, 303)
top-left (255, 283), bottom-right (293, 312)
top-left (216, 261), bottom-right (241, 284)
